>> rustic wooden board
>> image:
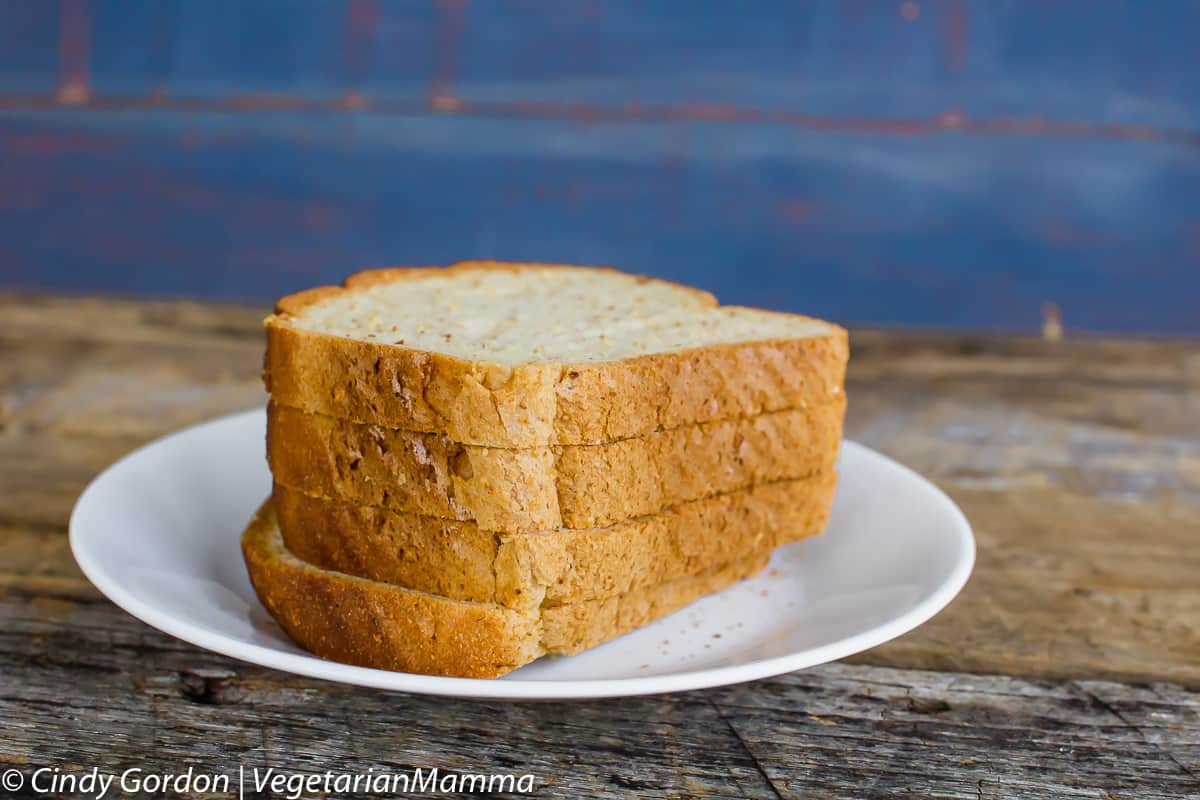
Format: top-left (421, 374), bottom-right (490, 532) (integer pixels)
top-left (845, 332), bottom-right (1200, 687)
top-left (4, 4), bottom-right (1200, 334)
top-left (5, 110), bottom-right (1200, 335)
top-left (1, 293), bottom-right (1197, 795)
top-left (1, 589), bottom-right (1197, 799)
top-left (2, 293), bottom-right (1196, 683)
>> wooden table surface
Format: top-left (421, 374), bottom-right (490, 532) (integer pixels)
top-left (1, 293), bottom-right (1197, 799)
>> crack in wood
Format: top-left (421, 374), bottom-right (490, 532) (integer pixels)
top-left (706, 695), bottom-right (786, 800)
top-left (1076, 683), bottom-right (1199, 782)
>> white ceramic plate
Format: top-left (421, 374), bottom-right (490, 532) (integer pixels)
top-left (71, 408), bottom-right (973, 700)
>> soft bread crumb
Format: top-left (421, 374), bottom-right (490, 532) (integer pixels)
top-left (287, 264), bottom-right (834, 365)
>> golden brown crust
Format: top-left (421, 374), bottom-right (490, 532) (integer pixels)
top-left (263, 321), bottom-right (562, 446)
top-left (244, 499), bottom-right (780, 678)
top-left (242, 501), bottom-right (540, 678)
top-left (273, 484), bottom-right (502, 603)
top-left (273, 473), bottom-right (837, 611)
top-left (264, 325), bottom-right (848, 448)
top-left (263, 263), bottom-right (847, 447)
top-left (266, 398), bottom-right (844, 532)
top-left (272, 285), bottom-right (347, 316)
top-left (345, 260), bottom-right (718, 304)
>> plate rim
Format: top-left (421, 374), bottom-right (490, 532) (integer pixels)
top-left (70, 408), bottom-right (975, 701)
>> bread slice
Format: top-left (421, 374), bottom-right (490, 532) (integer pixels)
top-left (264, 262), bottom-right (848, 448)
top-left (244, 500), bottom-right (771, 678)
top-left (272, 471), bottom-right (835, 611)
top-left (267, 396), bottom-right (843, 533)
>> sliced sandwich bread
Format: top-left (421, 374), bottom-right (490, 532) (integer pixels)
top-left (244, 500), bottom-right (771, 678)
top-left (267, 398), bottom-right (843, 532)
top-left (272, 471), bottom-right (835, 611)
top-left (264, 262), bottom-right (848, 448)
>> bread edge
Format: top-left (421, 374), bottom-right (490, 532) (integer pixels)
top-left (244, 498), bottom-right (781, 678)
top-left (264, 321), bottom-right (848, 447)
top-left (265, 396), bottom-right (844, 532)
top-left (272, 471), bottom-right (838, 610)
top-left (271, 260), bottom-right (718, 316)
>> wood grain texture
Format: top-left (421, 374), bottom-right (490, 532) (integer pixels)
top-left (1, 292), bottom-right (1198, 795)
top-left (845, 332), bottom-right (1200, 686)
top-left (1, 589), bottom-right (1196, 799)
top-left (2, 293), bottom-right (1196, 684)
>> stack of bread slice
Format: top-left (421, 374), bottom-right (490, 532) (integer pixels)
top-left (243, 262), bottom-right (848, 678)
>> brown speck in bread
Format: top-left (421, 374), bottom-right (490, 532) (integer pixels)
top-left (568, 370), bottom-right (579, 379)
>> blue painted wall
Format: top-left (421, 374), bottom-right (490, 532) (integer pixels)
top-left (1, 1), bottom-right (1197, 334)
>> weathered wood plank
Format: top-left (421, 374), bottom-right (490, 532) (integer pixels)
top-left (7, 3), bottom-right (1200, 334)
top-left (5, 99), bottom-right (1200, 334)
top-left (2, 293), bottom-right (1196, 686)
top-left (843, 330), bottom-right (1200, 686)
top-left (0, 590), bottom-right (1196, 799)
top-left (0, 294), bottom-right (266, 531)
top-left (5, 2), bottom-right (1200, 122)
top-left (1, 293), bottom-right (1198, 796)
top-left (707, 669), bottom-right (1200, 800)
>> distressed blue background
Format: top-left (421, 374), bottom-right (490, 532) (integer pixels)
top-left (1, 1), bottom-right (1197, 334)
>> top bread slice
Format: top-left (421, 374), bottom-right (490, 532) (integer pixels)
top-left (264, 261), bottom-right (848, 448)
